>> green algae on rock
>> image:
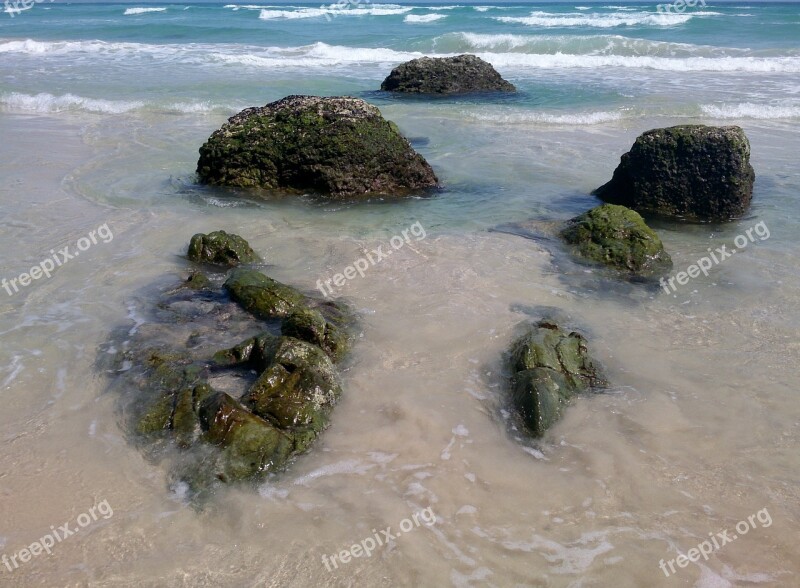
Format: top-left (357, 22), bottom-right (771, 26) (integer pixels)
top-left (380, 55), bottom-right (516, 94)
top-left (509, 321), bottom-right (607, 437)
top-left (282, 307), bottom-right (350, 363)
top-left (107, 236), bottom-right (356, 495)
top-left (224, 268), bottom-right (305, 319)
top-left (560, 204), bottom-right (672, 277)
top-left (593, 125), bottom-right (755, 221)
top-left (196, 95), bottom-right (438, 198)
top-left (187, 231), bottom-right (261, 267)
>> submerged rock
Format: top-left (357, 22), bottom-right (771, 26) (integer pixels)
top-left (224, 268), bottom-right (305, 319)
top-left (380, 55), bottom-right (516, 94)
top-left (508, 321), bottom-right (607, 437)
top-left (187, 231), bottom-right (261, 267)
top-left (105, 234), bottom-right (356, 496)
top-left (560, 204), bottom-right (672, 277)
top-left (196, 95), bottom-right (438, 198)
top-left (593, 125), bottom-right (755, 221)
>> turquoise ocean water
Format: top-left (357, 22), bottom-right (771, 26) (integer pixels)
top-left (2, 2), bottom-right (799, 231)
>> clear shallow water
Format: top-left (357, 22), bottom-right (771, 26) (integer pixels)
top-left (1, 2), bottom-right (799, 587)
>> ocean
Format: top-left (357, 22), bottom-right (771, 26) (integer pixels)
top-left (0, 2), bottom-right (799, 586)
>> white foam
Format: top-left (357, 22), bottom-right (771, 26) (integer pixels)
top-left (473, 6), bottom-right (492, 12)
top-left (443, 32), bottom-right (742, 59)
top-left (483, 52), bottom-right (800, 73)
top-left (470, 110), bottom-right (624, 125)
top-left (700, 102), bottom-right (800, 119)
top-left (575, 6), bottom-right (592, 10)
top-left (0, 38), bottom-right (160, 56)
top-left (123, 7), bottom-right (167, 15)
top-left (0, 92), bottom-right (144, 114)
top-left (495, 11), bottom-right (697, 28)
top-left (258, 5), bottom-right (411, 19)
top-left (405, 13), bottom-right (447, 23)
top-left (293, 459), bottom-right (375, 486)
top-left (2, 38), bottom-right (797, 75)
top-left (224, 4), bottom-right (276, 9)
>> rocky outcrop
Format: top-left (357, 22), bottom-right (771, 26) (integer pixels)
top-left (108, 233), bottom-right (355, 497)
top-left (196, 95), bottom-right (438, 198)
top-left (593, 125), bottom-right (755, 221)
top-left (380, 55), bottom-right (516, 94)
top-left (560, 204), bottom-right (672, 277)
top-left (187, 231), bottom-right (261, 267)
top-left (509, 321), bottom-right (607, 437)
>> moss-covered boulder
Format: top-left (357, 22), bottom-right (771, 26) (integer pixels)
top-left (187, 231), bottom-right (261, 267)
top-left (196, 95), bottom-right (438, 198)
top-left (381, 55), bottom-right (516, 94)
top-left (224, 268), bottom-right (305, 319)
top-left (104, 234), bottom-right (357, 497)
top-left (197, 390), bottom-right (295, 482)
top-left (509, 321), bottom-right (607, 437)
top-left (560, 204), bottom-right (672, 276)
top-left (593, 125), bottom-right (755, 221)
top-left (282, 307), bottom-right (350, 363)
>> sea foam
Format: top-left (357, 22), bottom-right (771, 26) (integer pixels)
top-left (123, 7), bottom-right (167, 15)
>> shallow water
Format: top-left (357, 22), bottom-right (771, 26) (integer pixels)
top-left (1, 2), bottom-right (800, 587)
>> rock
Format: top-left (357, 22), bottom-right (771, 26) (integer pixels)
top-left (509, 321), bottom-right (607, 437)
top-left (187, 231), bottom-right (261, 267)
top-left (593, 125), bottom-right (755, 221)
top-left (560, 204), bottom-right (672, 276)
top-left (380, 55), bottom-right (516, 94)
top-left (243, 337), bottom-right (341, 434)
top-left (198, 390), bottom-right (295, 482)
top-left (224, 268), bottom-right (305, 319)
top-left (196, 95), bottom-right (438, 198)
top-left (104, 233), bottom-right (356, 497)
top-left (282, 307), bottom-right (351, 363)
top-left (212, 333), bottom-right (342, 451)
top-left (184, 272), bottom-right (212, 291)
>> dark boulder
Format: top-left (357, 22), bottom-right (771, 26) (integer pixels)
top-left (197, 95), bottom-right (438, 198)
top-left (593, 125), bottom-right (755, 221)
top-left (381, 55), bottom-right (516, 94)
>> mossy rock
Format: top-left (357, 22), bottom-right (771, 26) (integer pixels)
top-left (282, 307), bottom-right (351, 363)
top-left (196, 95), bottom-right (438, 198)
top-left (198, 391), bottom-right (295, 482)
top-left (187, 231), bottom-right (261, 267)
top-left (593, 125), bottom-right (755, 221)
top-left (509, 321), bottom-right (607, 437)
top-left (381, 55), bottom-right (516, 94)
top-left (184, 272), bottom-right (212, 291)
top-left (224, 268), bottom-right (305, 319)
top-left (111, 236), bottom-right (356, 496)
top-left (560, 204), bottom-right (672, 276)
top-left (216, 334), bottom-right (341, 433)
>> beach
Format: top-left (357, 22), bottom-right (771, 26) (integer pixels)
top-left (1, 3), bottom-right (799, 586)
